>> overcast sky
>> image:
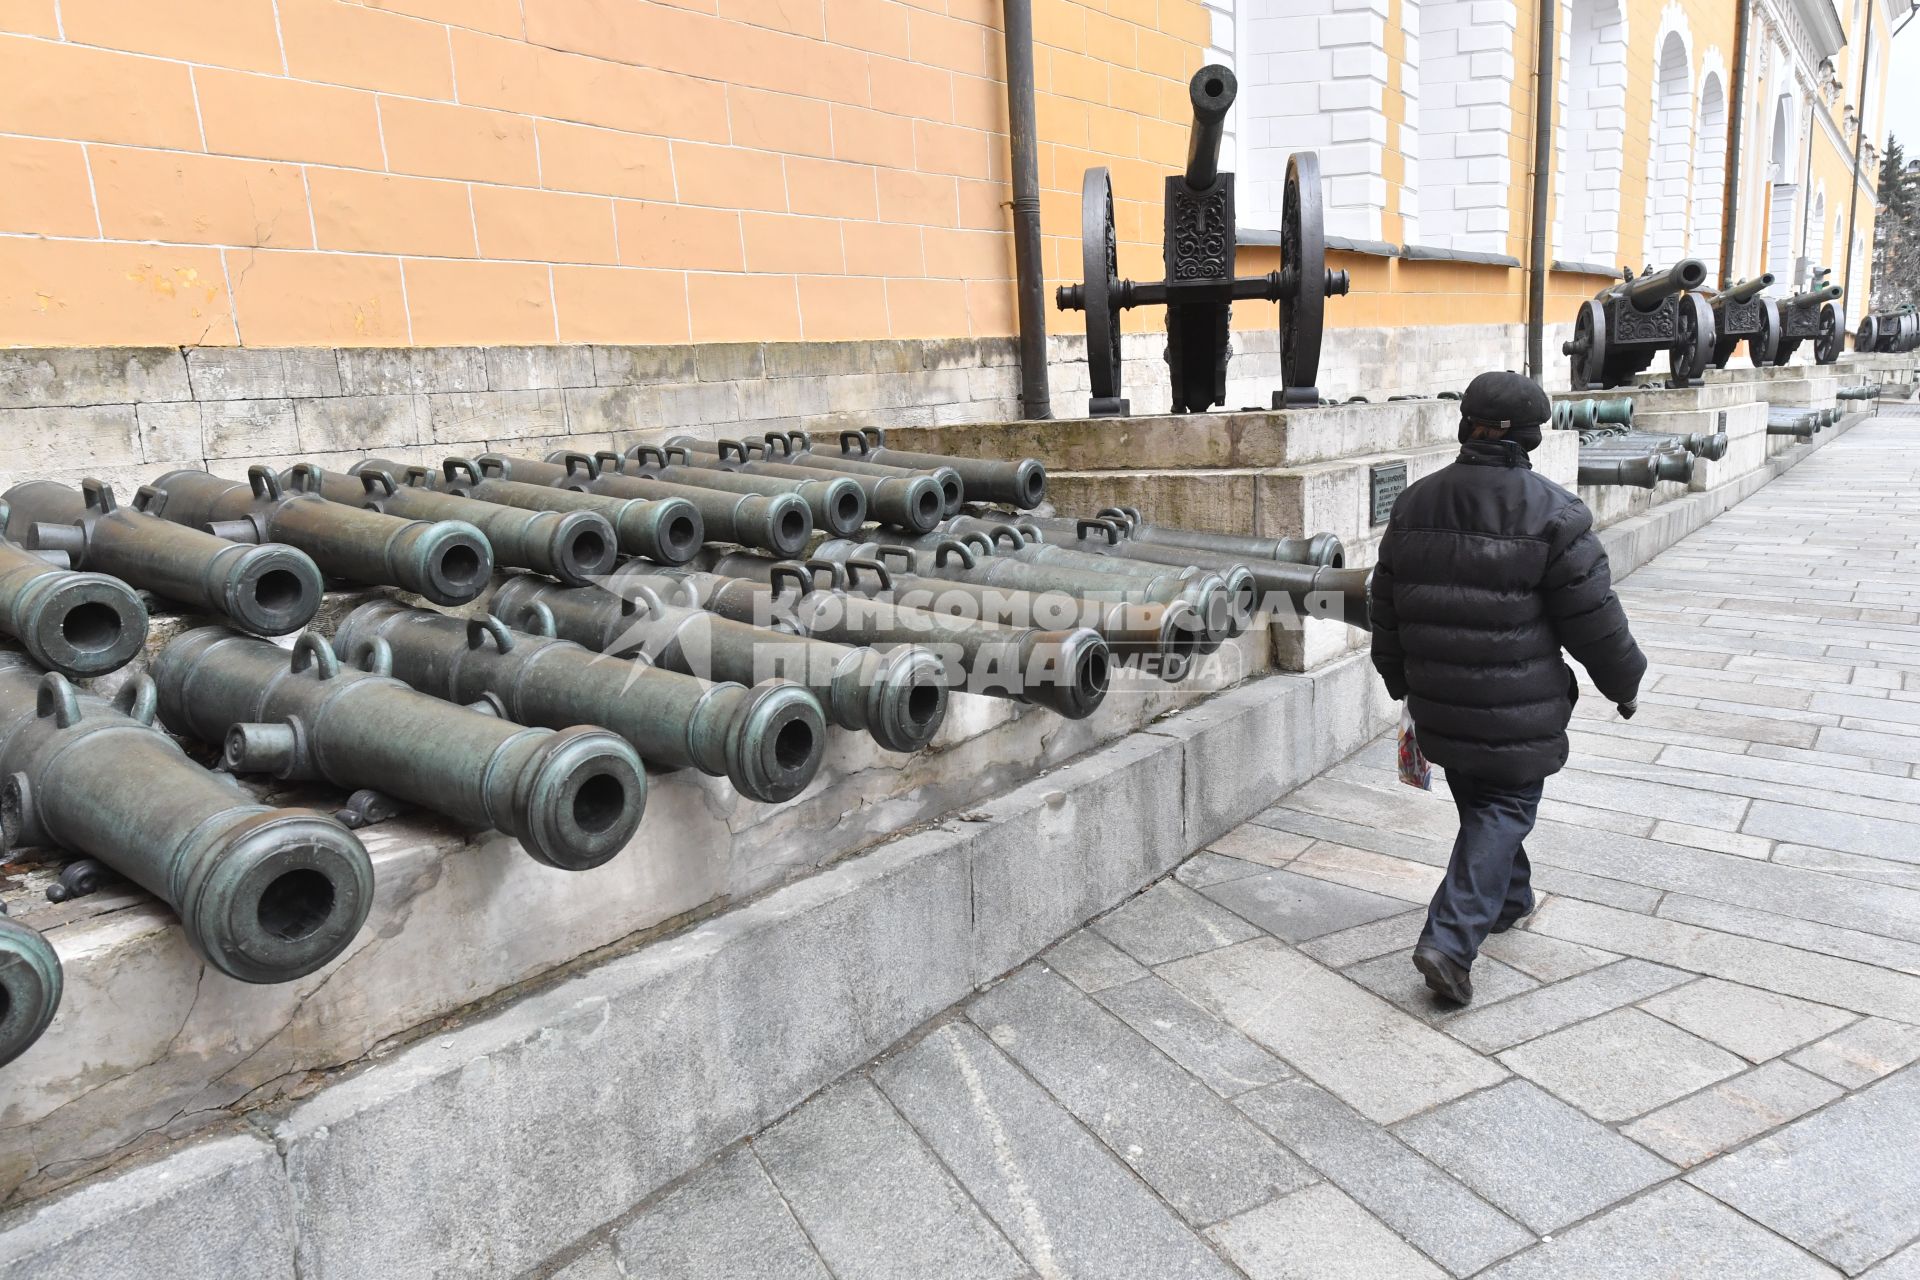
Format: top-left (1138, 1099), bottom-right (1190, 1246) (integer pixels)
top-left (1883, 20), bottom-right (1920, 156)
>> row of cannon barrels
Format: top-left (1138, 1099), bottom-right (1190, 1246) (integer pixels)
top-left (0, 436), bottom-right (1373, 1070)
top-left (1565, 390), bottom-right (1848, 487)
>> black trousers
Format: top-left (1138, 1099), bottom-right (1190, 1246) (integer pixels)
top-left (1420, 770), bottom-right (1544, 966)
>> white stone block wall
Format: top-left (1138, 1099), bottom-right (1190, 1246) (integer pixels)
top-left (1554, 0), bottom-right (1630, 267)
top-left (1414, 0), bottom-right (1518, 253)
top-left (1239, 0), bottom-right (1392, 239)
top-left (1643, 14), bottom-right (1695, 267)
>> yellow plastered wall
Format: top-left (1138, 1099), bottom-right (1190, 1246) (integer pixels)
top-left (0, 0), bottom-right (1028, 347)
top-left (1031, 0), bottom-right (1212, 334)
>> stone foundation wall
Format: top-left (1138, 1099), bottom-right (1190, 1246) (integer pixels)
top-left (0, 322), bottom-right (1576, 501)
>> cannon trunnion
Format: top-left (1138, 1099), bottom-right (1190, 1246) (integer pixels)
top-left (1563, 260), bottom-right (1715, 391)
top-left (1056, 65), bottom-right (1349, 416)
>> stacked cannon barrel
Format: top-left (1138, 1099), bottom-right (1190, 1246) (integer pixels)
top-left (0, 421), bottom-right (1368, 1068)
top-left (1553, 395), bottom-right (1726, 488)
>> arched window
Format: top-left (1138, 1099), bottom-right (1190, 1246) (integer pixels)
top-left (1765, 94), bottom-right (1800, 291)
top-left (1415, 0), bottom-right (1520, 252)
top-left (1553, 0), bottom-right (1629, 266)
top-left (1806, 187), bottom-right (1826, 281)
top-left (1691, 71), bottom-right (1728, 268)
top-left (1852, 230), bottom-right (1869, 305)
top-left (1644, 30), bottom-right (1693, 266)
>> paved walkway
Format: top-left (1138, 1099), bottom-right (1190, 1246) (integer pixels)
top-left (570, 413), bottom-right (1920, 1280)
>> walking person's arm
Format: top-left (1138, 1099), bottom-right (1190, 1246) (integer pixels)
top-left (1541, 501), bottom-right (1647, 713)
top-left (1369, 526), bottom-right (1409, 700)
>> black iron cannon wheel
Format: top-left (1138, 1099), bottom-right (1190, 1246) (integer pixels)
top-left (1815, 303), bottom-right (1845, 365)
top-left (1279, 152), bottom-right (1344, 402)
top-left (1565, 299), bottom-right (1609, 391)
top-left (1669, 294), bottom-right (1714, 386)
top-left (1077, 166), bottom-right (1123, 407)
top-left (1749, 297), bottom-right (1781, 368)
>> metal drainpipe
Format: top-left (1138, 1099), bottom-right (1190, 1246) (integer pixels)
top-left (1526, 0), bottom-right (1556, 379)
top-left (1842, 0), bottom-right (1876, 309)
top-left (1719, 0), bottom-right (1750, 286)
top-left (1003, 0), bottom-right (1052, 420)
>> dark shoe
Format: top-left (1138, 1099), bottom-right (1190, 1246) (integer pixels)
top-left (1413, 945), bottom-right (1474, 1005)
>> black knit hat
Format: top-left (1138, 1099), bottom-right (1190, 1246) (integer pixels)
top-left (1458, 371), bottom-right (1550, 451)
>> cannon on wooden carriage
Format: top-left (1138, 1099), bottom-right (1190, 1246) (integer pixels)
top-left (1704, 274), bottom-right (1779, 368)
top-left (1563, 260), bottom-right (1715, 390)
top-left (1855, 306), bottom-right (1920, 353)
top-left (1767, 268), bottom-right (1846, 366)
top-left (1056, 64), bottom-right (1350, 416)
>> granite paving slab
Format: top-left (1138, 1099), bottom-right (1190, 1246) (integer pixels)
top-left (1207, 822), bottom-right (1314, 865)
top-left (1236, 1076), bottom-right (1534, 1276)
top-left (611, 1149), bottom-right (831, 1280)
top-left (1527, 898), bottom-right (1920, 1021)
top-left (1199, 867), bottom-right (1410, 943)
top-left (1788, 1018), bottom-right (1920, 1089)
top-left (1621, 1059), bottom-right (1845, 1168)
top-left (873, 1023), bottom-right (1238, 1280)
top-left (1497, 1007), bottom-right (1747, 1122)
top-left (1478, 1182), bottom-right (1841, 1279)
top-left (1093, 881), bottom-right (1265, 967)
top-left (1475, 925), bottom-right (1619, 982)
top-left (1095, 975), bottom-right (1294, 1098)
top-left (1343, 949), bottom-right (1539, 1023)
top-left (1394, 1080), bottom-right (1676, 1234)
top-left (1162, 938), bottom-right (1508, 1123)
top-left (1174, 851), bottom-right (1272, 889)
top-left (969, 968), bottom-right (1315, 1226)
top-left (1205, 1182), bottom-right (1448, 1280)
top-left (1641, 977), bottom-right (1855, 1062)
top-left (1442, 957), bottom-right (1695, 1054)
top-left (1295, 910), bottom-right (1427, 968)
top-left (1690, 1065), bottom-right (1920, 1274)
top-left (1040, 928), bottom-right (1149, 993)
top-left (753, 1079), bottom-right (1029, 1280)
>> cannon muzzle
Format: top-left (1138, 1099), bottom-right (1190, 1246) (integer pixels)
top-left (0, 910), bottom-right (61, 1067)
top-left (1619, 259), bottom-right (1707, 311)
top-left (1719, 274), bottom-right (1775, 304)
top-left (1184, 65), bottom-right (1237, 191)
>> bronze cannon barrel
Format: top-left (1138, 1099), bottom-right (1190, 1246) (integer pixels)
top-left (1720, 274), bottom-right (1775, 304)
top-left (154, 629), bottom-right (646, 871)
top-left (1787, 281), bottom-right (1844, 308)
top-left (490, 571), bottom-right (951, 754)
top-left (1620, 259), bottom-right (1707, 311)
top-left (0, 907), bottom-right (61, 1067)
top-left (333, 600), bottom-right (825, 804)
top-left (1184, 64), bottom-right (1236, 191)
top-left (0, 655), bottom-right (375, 983)
top-left (149, 467), bottom-right (494, 607)
top-left (4, 480), bottom-right (324, 637)
top-left (0, 518), bottom-right (148, 678)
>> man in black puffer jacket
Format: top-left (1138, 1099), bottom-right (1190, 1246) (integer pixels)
top-left (1372, 371), bottom-right (1646, 1005)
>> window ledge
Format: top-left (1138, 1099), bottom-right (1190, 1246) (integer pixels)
top-left (1401, 244), bottom-right (1522, 267)
top-left (1552, 259), bottom-right (1624, 278)
top-left (1239, 228), bottom-right (1401, 257)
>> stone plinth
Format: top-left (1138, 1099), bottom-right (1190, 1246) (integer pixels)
top-left (0, 592), bottom-right (1271, 1206)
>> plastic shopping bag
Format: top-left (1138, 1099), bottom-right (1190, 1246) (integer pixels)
top-left (1396, 706), bottom-right (1432, 791)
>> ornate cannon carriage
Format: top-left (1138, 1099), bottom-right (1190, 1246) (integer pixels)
top-left (1563, 260), bottom-right (1715, 390)
top-left (1768, 268), bottom-right (1846, 366)
top-left (1856, 306), bottom-right (1920, 354)
top-left (1056, 64), bottom-right (1349, 416)
top-left (1705, 274), bottom-right (1779, 368)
